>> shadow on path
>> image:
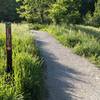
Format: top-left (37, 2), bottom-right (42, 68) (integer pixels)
top-left (36, 39), bottom-right (87, 100)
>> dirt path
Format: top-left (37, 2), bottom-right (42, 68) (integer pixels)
top-left (32, 30), bottom-right (100, 100)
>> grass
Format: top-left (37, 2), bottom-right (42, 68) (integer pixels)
top-left (70, 24), bottom-right (100, 41)
top-left (42, 24), bottom-right (100, 67)
top-left (29, 23), bottom-right (46, 30)
top-left (0, 23), bottom-right (44, 100)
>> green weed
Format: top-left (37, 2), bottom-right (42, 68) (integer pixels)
top-left (0, 23), bottom-right (43, 100)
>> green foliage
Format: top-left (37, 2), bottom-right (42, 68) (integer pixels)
top-left (17, 0), bottom-right (54, 23)
top-left (17, 0), bottom-right (100, 26)
top-left (29, 24), bottom-right (46, 30)
top-left (0, 0), bottom-right (20, 22)
top-left (0, 0), bottom-right (99, 25)
top-left (86, 0), bottom-right (100, 27)
top-left (49, 2), bottom-right (66, 24)
top-left (48, 0), bottom-right (82, 24)
top-left (74, 37), bottom-right (100, 57)
top-left (0, 24), bottom-right (44, 100)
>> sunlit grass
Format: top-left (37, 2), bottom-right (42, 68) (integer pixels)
top-left (0, 23), bottom-right (43, 100)
top-left (70, 24), bottom-right (100, 40)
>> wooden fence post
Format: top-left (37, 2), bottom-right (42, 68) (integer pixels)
top-left (5, 22), bottom-right (12, 73)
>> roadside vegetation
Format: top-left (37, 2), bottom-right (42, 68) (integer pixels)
top-left (0, 23), bottom-right (44, 100)
top-left (40, 24), bottom-right (100, 67)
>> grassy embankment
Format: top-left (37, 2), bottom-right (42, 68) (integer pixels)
top-left (43, 24), bottom-right (100, 67)
top-left (0, 23), bottom-right (44, 100)
top-left (30, 24), bottom-right (100, 67)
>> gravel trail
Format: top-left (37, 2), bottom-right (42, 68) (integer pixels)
top-left (32, 30), bottom-right (100, 100)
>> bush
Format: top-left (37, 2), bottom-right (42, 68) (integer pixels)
top-left (49, 2), bottom-right (66, 24)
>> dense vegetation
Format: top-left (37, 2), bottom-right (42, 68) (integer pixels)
top-left (0, 0), bottom-right (20, 22)
top-left (0, 24), bottom-right (44, 100)
top-left (17, 0), bottom-right (100, 26)
top-left (0, 0), bottom-right (100, 26)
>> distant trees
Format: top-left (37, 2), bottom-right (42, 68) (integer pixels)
top-left (0, 0), bottom-right (20, 22)
top-left (17, 0), bottom-right (54, 23)
top-left (49, 0), bottom-right (98, 24)
top-left (1, 0), bottom-right (98, 26)
top-left (18, 0), bottom-right (81, 24)
top-left (87, 0), bottom-right (100, 27)
top-left (49, 0), bottom-right (82, 24)
top-left (81, 0), bottom-right (98, 17)
top-left (49, 2), bottom-right (66, 24)
top-left (18, 0), bottom-right (99, 24)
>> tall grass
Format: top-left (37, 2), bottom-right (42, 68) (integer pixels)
top-left (70, 24), bottom-right (100, 40)
top-left (43, 25), bottom-right (100, 67)
top-left (0, 23), bottom-right (43, 100)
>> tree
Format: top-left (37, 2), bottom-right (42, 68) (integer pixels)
top-left (49, 2), bottom-right (66, 24)
top-left (49, 0), bottom-right (82, 24)
top-left (49, 0), bottom-right (98, 24)
top-left (0, 0), bottom-right (20, 22)
top-left (17, 0), bottom-right (99, 25)
top-left (17, 0), bottom-right (54, 23)
top-left (80, 0), bottom-right (98, 17)
top-left (86, 0), bottom-right (100, 27)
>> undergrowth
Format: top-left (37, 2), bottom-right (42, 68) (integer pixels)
top-left (0, 23), bottom-right (44, 100)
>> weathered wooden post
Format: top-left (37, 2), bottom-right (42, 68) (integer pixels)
top-left (5, 22), bottom-right (12, 73)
